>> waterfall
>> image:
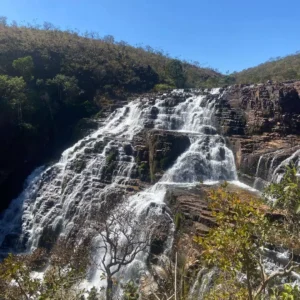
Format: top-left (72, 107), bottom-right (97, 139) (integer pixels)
top-left (0, 88), bottom-right (238, 294)
top-left (188, 268), bottom-right (216, 300)
top-left (271, 148), bottom-right (300, 183)
top-left (253, 155), bottom-right (264, 190)
top-left (252, 148), bottom-right (297, 191)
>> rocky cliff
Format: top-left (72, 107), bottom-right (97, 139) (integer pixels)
top-left (214, 81), bottom-right (300, 188)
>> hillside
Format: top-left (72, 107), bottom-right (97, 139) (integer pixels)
top-left (234, 52), bottom-right (300, 83)
top-left (0, 22), bottom-right (223, 211)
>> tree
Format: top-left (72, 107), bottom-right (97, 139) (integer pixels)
top-left (46, 74), bottom-right (80, 102)
top-left (43, 21), bottom-right (55, 30)
top-left (0, 75), bottom-right (27, 123)
top-left (12, 56), bottom-right (34, 82)
top-left (0, 16), bottom-right (7, 26)
top-left (194, 185), bottom-right (300, 299)
top-left (166, 59), bottom-right (186, 88)
top-left (93, 208), bottom-right (151, 300)
top-left (103, 35), bottom-right (115, 44)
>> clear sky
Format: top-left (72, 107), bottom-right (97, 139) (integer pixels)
top-left (1, 0), bottom-right (300, 73)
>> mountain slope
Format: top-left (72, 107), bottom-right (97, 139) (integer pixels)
top-left (234, 52), bottom-right (300, 83)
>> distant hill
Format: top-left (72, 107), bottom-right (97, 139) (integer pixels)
top-left (234, 52), bottom-right (300, 84)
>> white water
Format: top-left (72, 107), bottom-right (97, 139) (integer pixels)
top-left (188, 268), bottom-right (216, 300)
top-left (271, 148), bottom-right (300, 183)
top-left (0, 89), bottom-right (239, 296)
top-left (253, 155), bottom-right (263, 190)
top-left (252, 148), bottom-right (297, 191)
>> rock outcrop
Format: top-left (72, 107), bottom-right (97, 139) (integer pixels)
top-left (215, 81), bottom-right (300, 188)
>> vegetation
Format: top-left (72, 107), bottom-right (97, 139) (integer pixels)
top-left (193, 180), bottom-right (300, 300)
top-left (0, 239), bottom-right (92, 300)
top-left (234, 51), bottom-right (300, 84)
top-left (264, 164), bottom-right (300, 216)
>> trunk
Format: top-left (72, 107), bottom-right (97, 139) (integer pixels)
top-left (106, 276), bottom-right (113, 300)
top-left (246, 265), bottom-right (253, 300)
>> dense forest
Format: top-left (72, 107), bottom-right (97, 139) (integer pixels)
top-left (0, 18), bottom-right (226, 210)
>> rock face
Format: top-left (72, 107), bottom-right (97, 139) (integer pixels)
top-left (214, 81), bottom-right (300, 188)
top-left (165, 183), bottom-right (259, 237)
top-left (217, 82), bottom-right (300, 136)
top-left (132, 130), bottom-right (191, 183)
top-left (165, 185), bottom-right (216, 236)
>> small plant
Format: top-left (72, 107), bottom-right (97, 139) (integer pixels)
top-left (122, 281), bottom-right (139, 300)
top-left (271, 284), bottom-right (300, 300)
top-left (264, 164), bottom-right (300, 215)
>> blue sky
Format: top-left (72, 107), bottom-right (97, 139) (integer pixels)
top-left (1, 0), bottom-right (300, 73)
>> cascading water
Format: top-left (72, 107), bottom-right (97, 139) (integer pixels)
top-left (0, 88), bottom-right (238, 296)
top-left (253, 146), bottom-right (300, 191)
top-left (252, 149), bottom-right (287, 190)
top-left (271, 148), bottom-right (300, 183)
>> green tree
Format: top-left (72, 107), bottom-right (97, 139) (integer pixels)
top-left (47, 74), bottom-right (80, 102)
top-left (166, 59), bottom-right (186, 88)
top-left (194, 185), bottom-right (299, 300)
top-left (12, 56), bottom-right (34, 82)
top-left (271, 284), bottom-right (300, 300)
top-left (0, 75), bottom-right (27, 122)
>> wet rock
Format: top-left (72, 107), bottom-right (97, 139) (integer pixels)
top-left (148, 130), bottom-right (191, 182)
top-left (201, 126), bottom-right (217, 135)
top-left (123, 143), bottom-right (133, 156)
top-left (150, 106), bottom-right (159, 119)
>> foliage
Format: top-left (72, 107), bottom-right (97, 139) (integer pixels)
top-left (0, 239), bottom-right (91, 300)
top-left (122, 281), bottom-right (139, 300)
top-left (203, 273), bottom-right (249, 300)
top-left (86, 287), bottom-right (103, 300)
top-left (271, 284), bottom-right (300, 300)
top-left (263, 163), bottom-right (300, 252)
top-left (153, 83), bottom-right (175, 91)
top-left (166, 59), bottom-right (186, 88)
top-left (234, 52), bottom-right (300, 84)
top-left (194, 186), bottom-right (268, 275)
top-left (46, 74), bottom-right (80, 102)
top-left (264, 164), bottom-right (300, 215)
top-left (12, 56), bottom-right (34, 82)
top-left (194, 184), bottom-right (300, 299)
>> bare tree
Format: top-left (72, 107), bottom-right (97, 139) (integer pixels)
top-left (93, 208), bottom-right (152, 300)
